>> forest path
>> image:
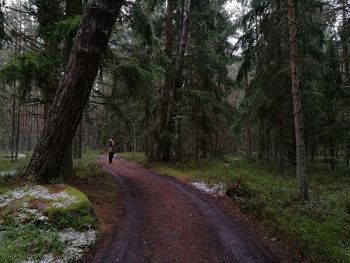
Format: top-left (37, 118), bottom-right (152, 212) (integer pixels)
top-left (90, 155), bottom-right (283, 263)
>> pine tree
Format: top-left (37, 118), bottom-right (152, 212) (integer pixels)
top-left (24, 0), bottom-right (124, 183)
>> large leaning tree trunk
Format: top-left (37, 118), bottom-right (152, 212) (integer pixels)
top-left (25, 0), bottom-right (124, 183)
top-left (288, 0), bottom-right (308, 200)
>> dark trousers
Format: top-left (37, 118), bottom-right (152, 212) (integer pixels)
top-left (109, 152), bottom-right (114, 163)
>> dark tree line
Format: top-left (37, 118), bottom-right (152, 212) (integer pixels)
top-left (0, 0), bottom-right (349, 199)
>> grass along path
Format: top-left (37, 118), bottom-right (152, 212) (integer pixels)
top-left (119, 152), bottom-right (350, 262)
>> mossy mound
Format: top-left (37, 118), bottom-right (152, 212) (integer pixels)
top-left (43, 186), bottom-right (98, 230)
top-left (0, 184), bottom-right (98, 263)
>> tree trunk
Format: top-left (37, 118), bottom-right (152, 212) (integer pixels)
top-left (133, 121), bottom-right (136, 156)
top-left (25, 0), bottom-right (124, 183)
top-left (175, 0), bottom-right (193, 75)
top-left (244, 72), bottom-right (252, 161)
top-left (329, 135), bottom-right (335, 171)
top-left (15, 102), bottom-right (21, 160)
top-left (176, 117), bottom-right (182, 161)
top-left (265, 124), bottom-right (271, 159)
top-left (172, 0), bottom-right (193, 161)
top-left (346, 144), bottom-right (350, 167)
top-left (276, 3), bottom-right (284, 173)
top-left (278, 115), bottom-right (284, 175)
top-left (27, 112), bottom-right (32, 153)
top-left (156, 0), bottom-right (175, 161)
top-left (157, 0), bottom-right (194, 161)
top-left (195, 109), bottom-right (199, 162)
top-left (78, 122), bottom-right (83, 159)
top-left (10, 83), bottom-right (16, 162)
top-left (288, 0), bottom-right (308, 200)
top-left (342, 0), bottom-right (349, 76)
top-left (62, 145), bottom-right (74, 179)
top-left (342, 0), bottom-right (350, 167)
top-left (258, 118), bottom-right (263, 160)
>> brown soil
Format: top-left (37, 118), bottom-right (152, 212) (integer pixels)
top-left (29, 199), bottom-right (48, 210)
top-left (45, 184), bottom-right (66, 193)
top-left (79, 155), bottom-right (304, 263)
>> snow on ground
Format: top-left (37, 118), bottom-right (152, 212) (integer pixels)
top-left (3, 153), bottom-right (26, 159)
top-left (0, 185), bottom-right (76, 210)
top-left (0, 185), bottom-right (78, 225)
top-left (21, 254), bottom-right (64, 263)
top-left (0, 170), bottom-right (17, 178)
top-left (0, 185), bottom-right (97, 263)
top-left (191, 181), bottom-right (226, 196)
top-left (59, 229), bottom-right (97, 262)
top-left (21, 230), bottom-right (97, 263)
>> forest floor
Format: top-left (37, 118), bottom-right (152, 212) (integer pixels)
top-left (85, 154), bottom-right (302, 263)
top-left (0, 154), bottom-right (99, 262)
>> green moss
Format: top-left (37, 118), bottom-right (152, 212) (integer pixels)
top-left (0, 185), bottom-right (10, 194)
top-left (0, 224), bottom-right (63, 263)
top-left (0, 152), bottom-right (101, 262)
top-left (0, 196), bottom-right (34, 225)
top-left (43, 186), bottom-right (98, 230)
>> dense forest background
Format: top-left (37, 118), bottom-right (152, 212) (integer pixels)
top-left (0, 0), bottom-right (349, 192)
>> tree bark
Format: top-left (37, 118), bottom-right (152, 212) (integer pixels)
top-left (15, 102), bottom-right (21, 160)
top-left (156, 0), bottom-right (175, 161)
top-left (288, 0), bottom-right (308, 200)
top-left (278, 115), bottom-right (284, 174)
top-left (342, 0), bottom-right (350, 167)
top-left (78, 122), bottom-right (83, 159)
top-left (10, 83), bottom-right (16, 162)
top-left (25, 0), bottom-right (124, 183)
top-left (258, 118), bottom-right (263, 160)
top-left (329, 135), bottom-right (335, 171)
top-left (195, 109), bottom-right (199, 162)
top-left (157, 0), bottom-right (194, 162)
top-left (244, 72), bottom-right (252, 161)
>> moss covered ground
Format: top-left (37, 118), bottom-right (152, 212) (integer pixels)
top-left (0, 154), bottom-right (98, 263)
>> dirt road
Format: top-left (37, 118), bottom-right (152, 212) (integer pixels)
top-left (90, 156), bottom-right (295, 263)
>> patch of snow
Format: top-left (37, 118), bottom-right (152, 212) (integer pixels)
top-left (22, 253), bottom-right (64, 263)
top-left (14, 208), bottom-right (49, 224)
top-left (52, 202), bottom-right (65, 208)
top-left (59, 228), bottom-right (97, 262)
top-left (1, 186), bottom-right (98, 263)
top-left (17, 154), bottom-right (26, 159)
top-left (4, 153), bottom-right (26, 159)
top-left (22, 229), bottom-right (97, 263)
top-left (191, 181), bottom-right (226, 196)
top-left (0, 185), bottom-right (76, 209)
top-left (0, 170), bottom-right (17, 178)
top-left (0, 185), bottom-right (77, 225)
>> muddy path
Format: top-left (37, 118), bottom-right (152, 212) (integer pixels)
top-left (90, 156), bottom-right (297, 263)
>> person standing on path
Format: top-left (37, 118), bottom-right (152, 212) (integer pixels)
top-left (108, 137), bottom-right (116, 164)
